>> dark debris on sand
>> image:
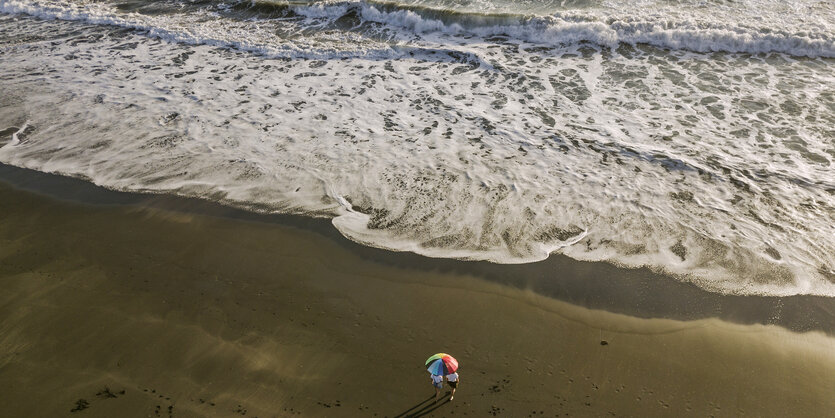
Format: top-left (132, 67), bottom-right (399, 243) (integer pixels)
top-left (96, 386), bottom-right (126, 399)
top-left (70, 399), bottom-right (90, 413)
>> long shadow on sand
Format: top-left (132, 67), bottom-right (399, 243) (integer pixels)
top-left (393, 394), bottom-right (450, 418)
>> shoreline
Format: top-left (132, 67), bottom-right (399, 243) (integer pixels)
top-left (1, 162), bottom-right (832, 335)
top-left (1, 167), bottom-right (835, 416)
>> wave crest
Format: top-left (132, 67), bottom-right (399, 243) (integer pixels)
top-left (291, 1), bottom-right (835, 57)
top-left (1, 0), bottom-right (833, 57)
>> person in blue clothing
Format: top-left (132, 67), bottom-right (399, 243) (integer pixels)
top-left (430, 374), bottom-right (444, 402)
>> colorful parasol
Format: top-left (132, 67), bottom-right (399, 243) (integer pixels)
top-left (426, 353), bottom-right (458, 375)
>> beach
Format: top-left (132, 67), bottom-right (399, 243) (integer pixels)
top-left (2, 0), bottom-right (834, 416)
top-left (2, 168), bottom-right (835, 417)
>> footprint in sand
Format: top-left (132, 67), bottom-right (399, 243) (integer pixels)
top-left (70, 399), bottom-right (90, 413)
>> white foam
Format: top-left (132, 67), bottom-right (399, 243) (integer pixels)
top-left (358, 5), bottom-right (463, 34)
top-left (291, 1), bottom-right (835, 57)
top-left (1, 6), bottom-right (834, 297)
top-left (1, 0), bottom-right (833, 57)
top-left (8, 121), bottom-right (28, 146)
top-left (0, 0), bottom-right (396, 59)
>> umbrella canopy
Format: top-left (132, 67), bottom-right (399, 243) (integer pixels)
top-left (426, 353), bottom-right (458, 375)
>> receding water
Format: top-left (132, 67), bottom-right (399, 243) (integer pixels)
top-left (0, 0), bottom-right (833, 296)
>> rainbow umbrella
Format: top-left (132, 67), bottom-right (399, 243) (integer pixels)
top-left (426, 353), bottom-right (458, 375)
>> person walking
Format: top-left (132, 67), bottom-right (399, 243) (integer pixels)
top-left (445, 371), bottom-right (459, 400)
top-left (430, 374), bottom-right (444, 402)
top-left (426, 353), bottom-right (459, 403)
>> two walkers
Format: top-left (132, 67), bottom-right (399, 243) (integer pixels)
top-left (430, 372), bottom-right (459, 402)
top-left (426, 353), bottom-right (460, 402)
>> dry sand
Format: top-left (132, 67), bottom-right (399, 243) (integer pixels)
top-left (1, 178), bottom-right (835, 417)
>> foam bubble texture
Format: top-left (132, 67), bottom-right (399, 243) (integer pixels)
top-left (1, 4), bottom-right (834, 296)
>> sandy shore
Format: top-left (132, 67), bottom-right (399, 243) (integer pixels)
top-left (1, 170), bottom-right (835, 417)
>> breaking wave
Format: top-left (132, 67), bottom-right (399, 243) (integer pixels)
top-left (1, 0), bottom-right (833, 57)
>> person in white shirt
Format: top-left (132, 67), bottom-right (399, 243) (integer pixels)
top-left (430, 374), bottom-right (444, 402)
top-left (445, 372), bottom-right (459, 401)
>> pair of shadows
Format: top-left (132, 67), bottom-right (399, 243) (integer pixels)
top-left (393, 393), bottom-right (452, 418)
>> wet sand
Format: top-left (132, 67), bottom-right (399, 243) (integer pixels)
top-left (1, 170), bottom-right (835, 417)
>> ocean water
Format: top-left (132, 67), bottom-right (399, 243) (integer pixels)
top-left (0, 0), bottom-right (833, 296)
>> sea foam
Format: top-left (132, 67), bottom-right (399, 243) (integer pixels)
top-left (1, 2), bottom-right (834, 297)
top-left (1, 0), bottom-right (833, 57)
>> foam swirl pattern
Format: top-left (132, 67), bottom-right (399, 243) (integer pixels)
top-left (0, 0), bottom-right (833, 296)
